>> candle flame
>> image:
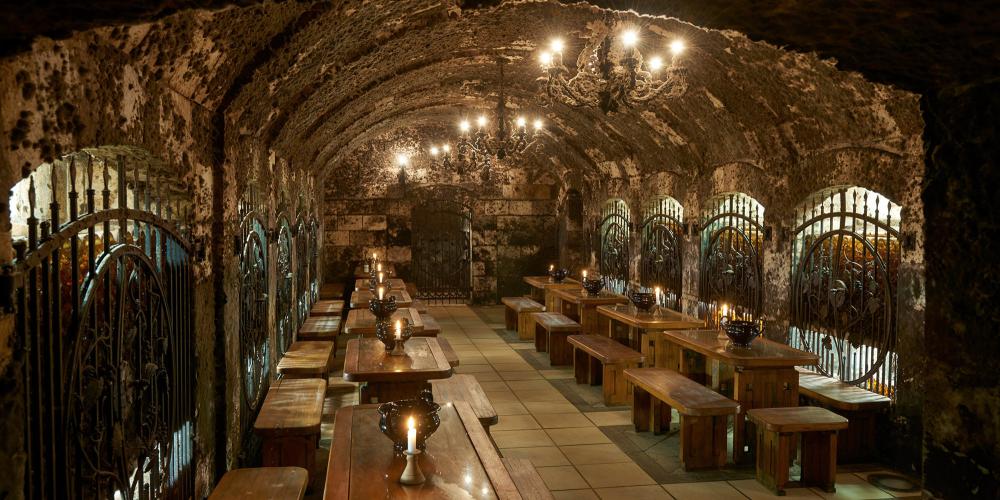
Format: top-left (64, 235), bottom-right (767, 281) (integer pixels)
top-left (407, 416), bottom-right (415, 430)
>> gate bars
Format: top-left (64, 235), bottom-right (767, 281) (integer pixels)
top-left (640, 197), bottom-right (684, 310)
top-left (699, 192), bottom-right (765, 322)
top-left (9, 154), bottom-right (196, 499)
top-left (238, 182), bottom-right (269, 465)
top-left (598, 199), bottom-right (631, 294)
top-left (411, 200), bottom-right (472, 302)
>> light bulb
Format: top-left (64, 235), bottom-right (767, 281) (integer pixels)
top-left (550, 38), bottom-right (564, 53)
top-left (430, 146), bottom-right (439, 156)
top-left (648, 56), bottom-right (663, 71)
top-left (539, 51), bottom-right (553, 67)
top-left (670, 39), bottom-right (686, 56)
top-left (621, 29), bottom-right (639, 48)
top-left (477, 115), bottom-right (487, 128)
top-left (516, 116), bottom-right (526, 128)
top-left (396, 154), bottom-right (408, 166)
top-left (459, 120), bottom-right (470, 132)
top-left (533, 119), bottom-right (543, 131)
top-left (442, 144), bottom-right (450, 153)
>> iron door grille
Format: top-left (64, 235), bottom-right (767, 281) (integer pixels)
top-left (599, 198), bottom-right (631, 294)
top-left (238, 184), bottom-right (269, 465)
top-left (640, 196), bottom-right (684, 310)
top-left (411, 201), bottom-right (472, 302)
top-left (699, 192), bottom-right (765, 323)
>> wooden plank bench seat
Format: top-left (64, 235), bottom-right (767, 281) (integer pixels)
top-left (421, 313), bottom-right (442, 336)
top-left (568, 334), bottom-right (644, 405)
top-left (437, 337), bottom-right (460, 367)
top-left (431, 374), bottom-right (499, 431)
top-left (502, 458), bottom-right (555, 500)
top-left (209, 467), bottom-right (308, 500)
top-left (254, 378), bottom-right (327, 476)
top-left (625, 367), bottom-right (739, 470)
top-left (747, 406), bottom-right (849, 495)
top-left (277, 341), bottom-right (335, 379)
top-left (411, 298), bottom-right (428, 313)
top-left (533, 312), bottom-right (581, 366)
top-left (797, 369), bottom-right (891, 463)
top-left (319, 283), bottom-right (345, 300)
top-left (310, 299), bottom-right (344, 317)
top-left (500, 297), bottom-right (544, 340)
top-left (297, 317), bottom-right (340, 342)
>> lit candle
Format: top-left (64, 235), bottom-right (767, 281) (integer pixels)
top-left (721, 303), bottom-right (729, 320)
top-left (549, 264), bottom-right (554, 272)
top-left (407, 417), bottom-right (417, 453)
top-left (372, 252), bottom-right (377, 261)
top-left (378, 286), bottom-right (384, 300)
top-left (377, 262), bottom-right (382, 272)
top-left (654, 286), bottom-right (662, 305)
top-left (378, 271), bottom-right (384, 283)
top-left (395, 319), bottom-right (402, 340)
top-left (582, 270), bottom-right (588, 280)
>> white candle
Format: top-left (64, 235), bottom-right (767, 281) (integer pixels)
top-left (582, 270), bottom-right (588, 279)
top-left (378, 286), bottom-right (384, 300)
top-left (407, 417), bottom-right (417, 453)
top-left (372, 252), bottom-right (377, 261)
top-left (721, 303), bottom-right (729, 320)
top-left (395, 320), bottom-right (402, 340)
top-left (549, 264), bottom-right (554, 272)
top-left (377, 262), bottom-right (382, 272)
top-left (654, 286), bottom-right (661, 305)
top-left (378, 271), bottom-right (384, 283)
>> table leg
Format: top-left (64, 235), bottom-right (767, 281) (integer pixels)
top-left (755, 427), bottom-right (793, 495)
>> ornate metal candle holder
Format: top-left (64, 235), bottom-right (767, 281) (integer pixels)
top-left (724, 319), bottom-right (762, 348)
top-left (370, 295), bottom-right (398, 351)
top-left (550, 268), bottom-right (569, 283)
top-left (390, 320), bottom-right (414, 356)
top-left (378, 390), bottom-right (441, 455)
top-left (582, 275), bottom-right (605, 296)
top-left (628, 288), bottom-right (656, 312)
top-left (365, 256), bottom-right (377, 273)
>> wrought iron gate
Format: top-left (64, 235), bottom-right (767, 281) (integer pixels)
top-left (640, 197), bottom-right (684, 310)
top-left (10, 153), bottom-right (195, 499)
top-left (274, 218), bottom-right (293, 357)
top-left (599, 199), bottom-right (631, 294)
top-left (699, 193), bottom-right (765, 320)
top-left (238, 184), bottom-right (269, 464)
top-left (789, 186), bottom-right (901, 398)
top-left (294, 215), bottom-right (310, 325)
top-left (411, 200), bottom-right (471, 302)
top-left (309, 216), bottom-right (319, 301)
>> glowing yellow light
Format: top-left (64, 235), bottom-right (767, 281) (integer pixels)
top-left (621, 29), bottom-right (639, 48)
top-left (648, 56), bottom-right (663, 71)
top-left (670, 39), bottom-right (686, 56)
top-left (459, 120), bottom-right (470, 132)
top-left (477, 115), bottom-right (487, 128)
top-left (516, 116), bottom-right (526, 128)
top-left (442, 144), bottom-right (450, 153)
top-left (395, 154), bottom-right (408, 166)
top-left (533, 119), bottom-right (543, 131)
top-left (550, 38), bottom-right (564, 53)
top-left (430, 146), bottom-right (439, 156)
top-left (539, 51), bottom-right (553, 66)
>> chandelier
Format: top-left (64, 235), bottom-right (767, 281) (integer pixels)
top-left (537, 25), bottom-right (688, 113)
top-left (425, 58), bottom-right (545, 183)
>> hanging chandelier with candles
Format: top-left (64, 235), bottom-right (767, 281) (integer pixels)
top-left (537, 24), bottom-right (689, 113)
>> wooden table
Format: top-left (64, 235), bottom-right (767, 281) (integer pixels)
top-left (350, 288), bottom-right (413, 309)
top-left (210, 467), bottom-right (308, 499)
top-left (343, 337), bottom-right (454, 403)
top-left (354, 277), bottom-right (406, 291)
top-left (325, 402), bottom-right (521, 499)
top-left (660, 329), bottom-right (819, 464)
top-left (523, 275), bottom-right (581, 312)
top-left (354, 262), bottom-right (396, 279)
top-left (551, 288), bottom-right (627, 336)
top-left (343, 308), bottom-right (427, 336)
top-left (596, 304), bottom-right (704, 365)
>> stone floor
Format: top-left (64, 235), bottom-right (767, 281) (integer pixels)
top-left (308, 305), bottom-right (922, 499)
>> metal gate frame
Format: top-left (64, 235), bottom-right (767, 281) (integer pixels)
top-left (699, 192), bottom-right (765, 322)
top-left (599, 198), bottom-right (631, 294)
top-left (410, 200), bottom-right (472, 303)
top-left (640, 196), bottom-right (684, 310)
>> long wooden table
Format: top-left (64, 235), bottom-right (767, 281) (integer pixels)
top-left (354, 262), bottom-right (396, 279)
top-left (596, 304), bottom-right (704, 365)
top-left (551, 288), bottom-right (627, 336)
top-left (325, 402), bottom-right (521, 499)
top-left (354, 277), bottom-right (406, 291)
top-left (350, 288), bottom-right (413, 309)
top-left (343, 337), bottom-right (453, 403)
top-left (343, 308), bottom-right (426, 336)
top-left (523, 275), bottom-right (581, 312)
top-left (660, 329), bottom-right (819, 464)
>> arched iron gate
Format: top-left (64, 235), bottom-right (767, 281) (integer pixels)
top-left (699, 193), bottom-right (765, 322)
top-left (411, 200), bottom-right (472, 302)
top-left (274, 217), bottom-right (293, 357)
top-left (789, 186), bottom-right (901, 398)
top-left (10, 154), bottom-right (195, 499)
top-left (640, 197), bottom-right (684, 310)
top-left (238, 185), bottom-right (269, 465)
top-left (309, 216), bottom-right (319, 301)
top-left (599, 199), bottom-right (631, 294)
top-left (294, 216), bottom-right (310, 325)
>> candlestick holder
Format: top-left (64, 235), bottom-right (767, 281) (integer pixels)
top-left (378, 390), bottom-right (441, 455)
top-left (371, 295), bottom-right (399, 351)
top-left (400, 450), bottom-right (425, 485)
top-left (582, 275), bottom-right (605, 296)
top-left (389, 321), bottom-right (414, 356)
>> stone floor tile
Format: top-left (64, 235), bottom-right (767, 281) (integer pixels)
top-left (663, 481), bottom-right (747, 499)
top-left (524, 401), bottom-right (581, 414)
top-left (728, 478), bottom-right (822, 499)
top-left (536, 466), bottom-right (590, 491)
top-left (576, 462), bottom-right (657, 488)
top-left (595, 485), bottom-right (674, 499)
top-left (552, 489), bottom-right (600, 500)
top-left (500, 446), bottom-right (570, 467)
top-left (493, 429), bottom-right (554, 448)
top-left (584, 410), bottom-right (633, 427)
top-left (546, 427), bottom-right (613, 446)
top-left (501, 371), bottom-right (545, 381)
top-left (810, 473), bottom-right (894, 499)
top-left (491, 414), bottom-right (540, 431)
top-left (492, 400), bottom-right (529, 415)
top-left (560, 443), bottom-right (633, 465)
top-left (533, 412), bottom-right (591, 428)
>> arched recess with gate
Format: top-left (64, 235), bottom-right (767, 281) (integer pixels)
top-left (411, 199), bottom-right (472, 302)
top-left (294, 211), bottom-right (310, 326)
top-left (274, 214), bottom-right (294, 357)
top-left (599, 198), bottom-right (631, 294)
top-left (8, 148), bottom-right (197, 499)
top-left (238, 181), bottom-right (269, 465)
top-left (640, 196), bottom-right (684, 310)
top-left (699, 192), bottom-right (765, 324)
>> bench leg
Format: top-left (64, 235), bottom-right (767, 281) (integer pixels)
top-left (517, 312), bottom-right (536, 341)
top-left (548, 332), bottom-right (573, 366)
top-left (755, 427), bottom-right (793, 495)
top-left (680, 414), bottom-right (728, 470)
top-left (801, 431), bottom-right (838, 492)
top-left (505, 306), bottom-right (516, 331)
top-left (652, 400), bottom-right (672, 435)
top-left (574, 348), bottom-right (589, 384)
top-left (535, 323), bottom-right (548, 352)
top-left (632, 386), bottom-right (651, 432)
top-left (601, 362), bottom-right (634, 406)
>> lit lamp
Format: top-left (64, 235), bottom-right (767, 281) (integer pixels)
top-left (396, 153), bottom-right (409, 188)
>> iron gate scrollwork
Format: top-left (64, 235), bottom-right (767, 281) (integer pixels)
top-left (640, 197), bottom-right (683, 310)
top-left (12, 152), bottom-right (195, 499)
top-left (275, 217), bottom-right (293, 357)
top-left (789, 186), bottom-right (901, 398)
top-left (699, 193), bottom-right (765, 321)
top-left (599, 199), bottom-right (630, 294)
top-left (309, 216), bottom-right (319, 301)
top-left (239, 184), bottom-right (269, 464)
top-left (411, 200), bottom-right (472, 302)
top-left (294, 216), bottom-right (310, 325)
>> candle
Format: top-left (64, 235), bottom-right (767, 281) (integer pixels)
top-left (406, 417), bottom-right (417, 453)
top-left (377, 262), bottom-right (382, 272)
top-left (721, 303), bottom-right (729, 320)
top-left (372, 252), bottom-right (377, 261)
top-left (582, 270), bottom-right (588, 279)
top-left (378, 286), bottom-right (384, 300)
top-left (395, 320), bottom-right (402, 340)
top-left (654, 286), bottom-right (662, 305)
top-left (549, 264), bottom-right (554, 272)
top-left (378, 271), bottom-right (384, 283)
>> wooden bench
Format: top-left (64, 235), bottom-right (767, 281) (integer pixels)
top-left (502, 458), bottom-right (555, 500)
top-left (209, 467), bottom-right (308, 500)
top-left (625, 367), bottom-right (739, 470)
top-left (254, 378), bottom-right (326, 476)
top-left (411, 298), bottom-right (428, 313)
top-left (319, 283), bottom-right (345, 300)
top-left (500, 297), bottom-right (544, 340)
top-left (533, 312), bottom-right (581, 366)
top-left (747, 406), bottom-right (848, 495)
top-left (431, 374), bottom-right (499, 431)
top-left (297, 317), bottom-right (340, 342)
top-left (568, 334), bottom-right (644, 405)
top-left (797, 369), bottom-right (891, 463)
top-left (277, 341), bottom-right (335, 379)
top-left (421, 313), bottom-right (442, 336)
top-left (437, 337), bottom-right (460, 367)
top-left (310, 299), bottom-right (344, 317)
